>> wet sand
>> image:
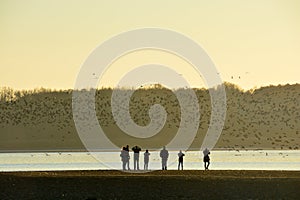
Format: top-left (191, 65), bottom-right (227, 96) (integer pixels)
top-left (1, 170), bottom-right (300, 200)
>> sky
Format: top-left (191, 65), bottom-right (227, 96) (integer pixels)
top-left (0, 0), bottom-right (300, 90)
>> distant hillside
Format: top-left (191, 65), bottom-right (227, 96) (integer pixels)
top-left (0, 83), bottom-right (299, 151)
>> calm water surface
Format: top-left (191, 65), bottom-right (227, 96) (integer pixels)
top-left (0, 150), bottom-right (299, 172)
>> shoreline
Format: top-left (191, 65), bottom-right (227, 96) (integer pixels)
top-left (2, 169), bottom-right (300, 178)
top-left (0, 148), bottom-right (298, 152)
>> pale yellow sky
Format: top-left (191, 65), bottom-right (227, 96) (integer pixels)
top-left (0, 0), bottom-right (299, 90)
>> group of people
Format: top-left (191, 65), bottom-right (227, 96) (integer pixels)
top-left (120, 145), bottom-right (150, 170)
top-left (120, 145), bottom-right (211, 171)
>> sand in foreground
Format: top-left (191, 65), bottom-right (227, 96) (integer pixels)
top-left (1, 170), bottom-right (300, 200)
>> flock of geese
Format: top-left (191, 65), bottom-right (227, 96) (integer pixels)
top-left (0, 83), bottom-right (299, 150)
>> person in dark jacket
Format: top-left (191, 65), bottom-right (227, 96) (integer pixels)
top-left (144, 149), bottom-right (150, 170)
top-left (124, 145), bottom-right (130, 170)
top-left (160, 146), bottom-right (169, 170)
top-left (203, 148), bottom-right (210, 170)
top-left (132, 145), bottom-right (142, 170)
top-left (178, 150), bottom-right (185, 170)
top-left (120, 146), bottom-right (130, 170)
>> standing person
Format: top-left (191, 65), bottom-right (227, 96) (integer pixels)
top-left (178, 150), bottom-right (185, 170)
top-left (124, 145), bottom-right (130, 170)
top-left (144, 149), bottom-right (150, 170)
top-left (132, 145), bottom-right (142, 170)
top-left (203, 148), bottom-right (210, 170)
top-left (160, 146), bottom-right (169, 170)
top-left (120, 147), bottom-right (129, 170)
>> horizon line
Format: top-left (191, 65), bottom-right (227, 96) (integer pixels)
top-left (1, 81), bottom-right (300, 92)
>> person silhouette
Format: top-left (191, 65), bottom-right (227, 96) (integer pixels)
top-left (120, 147), bottom-right (127, 170)
top-left (144, 149), bottom-right (150, 170)
top-left (124, 145), bottom-right (130, 170)
top-left (120, 146), bottom-right (130, 170)
top-left (132, 145), bottom-right (142, 170)
top-left (203, 148), bottom-right (210, 170)
top-left (160, 146), bottom-right (169, 170)
top-left (178, 150), bottom-right (185, 170)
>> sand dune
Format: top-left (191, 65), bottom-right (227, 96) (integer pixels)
top-left (0, 83), bottom-right (299, 151)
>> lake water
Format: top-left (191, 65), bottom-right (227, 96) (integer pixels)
top-left (0, 150), bottom-right (299, 172)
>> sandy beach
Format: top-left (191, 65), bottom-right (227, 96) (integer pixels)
top-left (1, 170), bottom-right (300, 200)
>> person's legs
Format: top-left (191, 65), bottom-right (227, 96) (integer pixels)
top-left (133, 153), bottom-right (139, 170)
top-left (127, 160), bottom-right (130, 170)
top-left (163, 160), bottom-right (167, 170)
top-left (133, 158), bottom-right (136, 170)
top-left (137, 156), bottom-right (139, 170)
top-left (181, 161), bottom-right (183, 170)
top-left (207, 161), bottom-right (210, 170)
top-left (122, 161), bottom-right (126, 170)
top-left (177, 162), bottom-right (182, 170)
